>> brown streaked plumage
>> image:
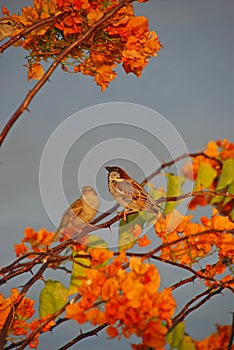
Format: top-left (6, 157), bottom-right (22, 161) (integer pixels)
top-left (53, 186), bottom-right (100, 242)
top-left (105, 166), bottom-right (163, 215)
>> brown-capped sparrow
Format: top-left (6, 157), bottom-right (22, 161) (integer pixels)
top-left (53, 186), bottom-right (100, 242)
top-left (0, 18), bottom-right (22, 42)
top-left (105, 166), bottom-right (164, 216)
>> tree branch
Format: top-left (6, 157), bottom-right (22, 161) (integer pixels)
top-left (58, 323), bottom-right (108, 350)
top-left (172, 286), bottom-right (224, 327)
top-left (0, 0), bottom-right (135, 147)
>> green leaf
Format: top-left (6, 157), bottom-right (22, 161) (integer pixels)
top-left (86, 234), bottom-right (109, 249)
top-left (68, 250), bottom-right (91, 295)
top-left (229, 208), bottom-right (234, 222)
top-left (223, 180), bottom-right (234, 206)
top-left (164, 174), bottom-right (185, 214)
top-left (216, 158), bottom-right (234, 190)
top-left (39, 279), bottom-right (68, 318)
top-left (194, 162), bottom-right (217, 191)
top-left (210, 194), bottom-right (225, 205)
top-left (227, 180), bottom-right (234, 195)
top-left (166, 322), bottom-right (185, 348)
top-left (178, 335), bottom-right (196, 350)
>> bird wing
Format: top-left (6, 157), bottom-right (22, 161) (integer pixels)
top-left (115, 180), bottom-right (136, 202)
top-left (59, 198), bottom-right (83, 229)
top-left (53, 198), bottom-right (83, 241)
top-left (116, 180), bottom-right (161, 214)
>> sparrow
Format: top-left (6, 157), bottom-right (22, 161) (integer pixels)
top-left (0, 18), bottom-right (22, 42)
top-left (53, 186), bottom-right (100, 242)
top-left (105, 166), bottom-right (164, 216)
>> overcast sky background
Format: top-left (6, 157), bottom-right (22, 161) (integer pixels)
top-left (0, 0), bottom-right (233, 349)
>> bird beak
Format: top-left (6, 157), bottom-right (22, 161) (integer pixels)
top-left (105, 166), bottom-right (112, 172)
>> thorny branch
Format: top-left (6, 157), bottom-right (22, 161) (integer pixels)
top-left (58, 324), bottom-right (108, 350)
top-left (172, 286), bottom-right (225, 328)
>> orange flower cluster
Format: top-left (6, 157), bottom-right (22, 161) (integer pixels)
top-left (0, 289), bottom-right (34, 340)
top-left (194, 324), bottom-right (233, 350)
top-left (66, 251), bottom-right (176, 349)
top-left (14, 227), bottom-right (54, 257)
top-left (2, 0), bottom-right (161, 90)
top-left (183, 139), bottom-right (234, 181)
top-left (155, 210), bottom-right (234, 270)
top-left (182, 139), bottom-right (234, 215)
top-left (0, 288), bottom-right (55, 348)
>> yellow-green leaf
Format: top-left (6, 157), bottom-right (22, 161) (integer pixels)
top-left (216, 158), bottom-right (234, 190)
top-left (194, 162), bottom-right (217, 191)
top-left (164, 174), bottom-right (185, 214)
top-left (223, 180), bottom-right (234, 206)
top-left (68, 250), bottom-right (91, 295)
top-left (166, 322), bottom-right (185, 348)
top-left (87, 234), bottom-right (109, 249)
top-left (39, 279), bottom-right (68, 318)
top-left (178, 335), bottom-right (196, 350)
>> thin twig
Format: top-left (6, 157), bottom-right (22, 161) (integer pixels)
top-left (58, 323), bottom-right (108, 350)
top-left (172, 287), bottom-right (224, 327)
top-left (142, 151), bottom-right (222, 186)
top-left (157, 189), bottom-right (234, 204)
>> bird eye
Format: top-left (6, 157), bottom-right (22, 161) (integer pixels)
top-left (7, 21), bottom-right (12, 26)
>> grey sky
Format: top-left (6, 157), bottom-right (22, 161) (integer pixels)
top-left (0, 0), bottom-right (233, 348)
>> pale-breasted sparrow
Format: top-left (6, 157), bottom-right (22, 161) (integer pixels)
top-left (53, 186), bottom-right (100, 242)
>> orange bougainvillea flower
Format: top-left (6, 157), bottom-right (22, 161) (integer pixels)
top-left (14, 227), bottom-right (55, 257)
top-left (194, 324), bottom-right (233, 350)
top-left (138, 234), bottom-right (151, 247)
top-left (142, 320), bottom-right (167, 348)
top-left (154, 208), bottom-right (234, 270)
top-left (204, 140), bottom-right (219, 158)
top-left (86, 307), bottom-right (106, 325)
top-left (0, 288), bottom-right (35, 342)
top-left (2, 0), bottom-right (162, 90)
top-left (66, 252), bottom-right (175, 348)
top-left (94, 64), bottom-right (117, 92)
top-left (89, 248), bottom-right (113, 266)
top-left (28, 63), bottom-right (44, 81)
top-left (14, 242), bottom-right (28, 257)
top-left (106, 325), bottom-right (119, 338)
top-left (0, 293), bottom-right (11, 329)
